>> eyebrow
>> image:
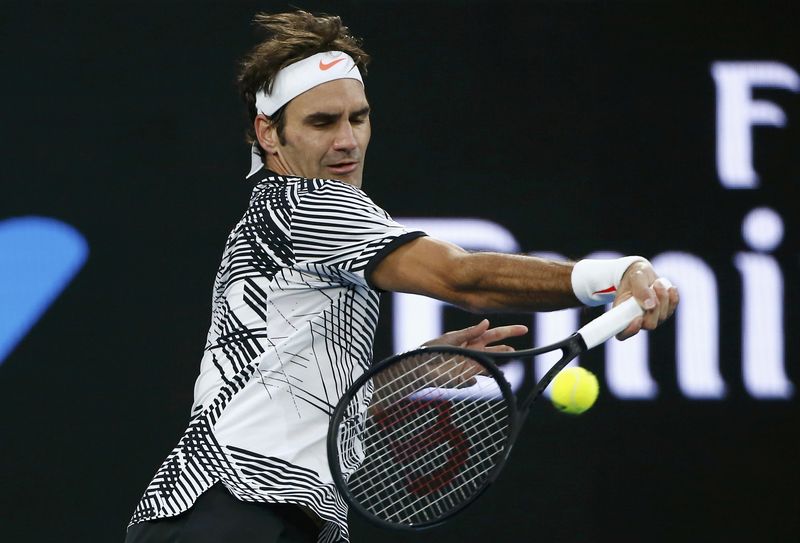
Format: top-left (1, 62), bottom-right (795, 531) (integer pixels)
top-left (303, 106), bottom-right (371, 125)
top-left (350, 106), bottom-right (371, 118)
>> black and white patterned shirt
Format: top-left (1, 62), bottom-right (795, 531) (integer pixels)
top-left (129, 169), bottom-right (425, 542)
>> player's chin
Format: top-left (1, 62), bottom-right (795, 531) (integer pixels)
top-left (326, 163), bottom-right (363, 186)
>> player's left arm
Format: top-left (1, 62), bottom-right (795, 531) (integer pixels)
top-left (421, 319), bottom-right (529, 352)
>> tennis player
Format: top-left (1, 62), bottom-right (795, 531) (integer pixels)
top-left (125, 10), bottom-right (678, 543)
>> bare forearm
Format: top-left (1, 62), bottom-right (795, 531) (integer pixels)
top-left (372, 238), bottom-right (580, 314)
top-left (451, 252), bottom-right (579, 313)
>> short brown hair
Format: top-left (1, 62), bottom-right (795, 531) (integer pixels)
top-left (237, 11), bottom-right (370, 152)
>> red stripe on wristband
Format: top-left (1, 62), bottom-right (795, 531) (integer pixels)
top-left (592, 285), bottom-right (617, 295)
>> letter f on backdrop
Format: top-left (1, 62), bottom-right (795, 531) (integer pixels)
top-left (712, 61), bottom-right (800, 188)
top-left (0, 217), bottom-right (88, 365)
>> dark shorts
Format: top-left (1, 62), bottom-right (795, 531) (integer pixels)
top-left (125, 484), bottom-right (321, 543)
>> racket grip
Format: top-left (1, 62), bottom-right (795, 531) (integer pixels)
top-left (577, 297), bottom-right (644, 350)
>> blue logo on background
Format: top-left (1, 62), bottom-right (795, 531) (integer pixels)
top-left (0, 216), bottom-right (88, 365)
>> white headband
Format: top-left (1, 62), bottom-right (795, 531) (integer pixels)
top-left (255, 51), bottom-right (363, 116)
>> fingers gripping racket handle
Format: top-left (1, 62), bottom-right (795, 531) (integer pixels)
top-left (577, 297), bottom-right (644, 350)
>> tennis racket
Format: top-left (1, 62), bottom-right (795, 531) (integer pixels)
top-left (327, 295), bottom-right (653, 530)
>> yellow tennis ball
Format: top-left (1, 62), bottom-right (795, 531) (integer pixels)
top-left (551, 367), bottom-right (599, 414)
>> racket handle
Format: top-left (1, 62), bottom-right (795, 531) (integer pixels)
top-left (578, 278), bottom-right (673, 348)
top-left (577, 297), bottom-right (644, 350)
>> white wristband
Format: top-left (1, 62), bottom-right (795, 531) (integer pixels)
top-left (571, 256), bottom-right (648, 306)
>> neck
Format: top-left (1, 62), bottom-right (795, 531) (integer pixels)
top-left (265, 153), bottom-right (295, 177)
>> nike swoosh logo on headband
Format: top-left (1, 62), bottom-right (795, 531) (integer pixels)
top-left (319, 57), bottom-right (345, 71)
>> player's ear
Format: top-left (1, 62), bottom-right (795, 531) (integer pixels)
top-left (255, 114), bottom-right (279, 154)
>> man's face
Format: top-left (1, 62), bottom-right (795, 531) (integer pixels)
top-left (267, 78), bottom-right (371, 187)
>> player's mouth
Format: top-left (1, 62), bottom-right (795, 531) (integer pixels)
top-left (327, 161), bottom-right (358, 175)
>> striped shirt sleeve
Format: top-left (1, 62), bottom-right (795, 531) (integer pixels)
top-left (291, 181), bottom-right (425, 287)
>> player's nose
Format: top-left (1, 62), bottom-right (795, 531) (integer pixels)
top-left (332, 121), bottom-right (358, 151)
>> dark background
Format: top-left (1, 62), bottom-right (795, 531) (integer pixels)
top-left (2, 1), bottom-right (798, 542)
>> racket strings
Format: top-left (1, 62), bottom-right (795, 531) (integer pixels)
top-left (361, 356), bottom-right (493, 442)
top-left (345, 419), bottom-right (502, 524)
top-left (350, 400), bottom-right (507, 524)
top-left (337, 355), bottom-right (502, 478)
top-left (381, 458), bottom-right (500, 523)
top-left (371, 352), bottom-right (483, 403)
top-left (337, 353), bottom-right (489, 461)
top-left (344, 402), bottom-right (509, 508)
top-left (343, 391), bottom-right (509, 491)
top-left (356, 420), bottom-right (509, 521)
top-left (335, 351), bottom-right (513, 526)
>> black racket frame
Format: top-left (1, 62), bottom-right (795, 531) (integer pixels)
top-left (327, 332), bottom-right (588, 531)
